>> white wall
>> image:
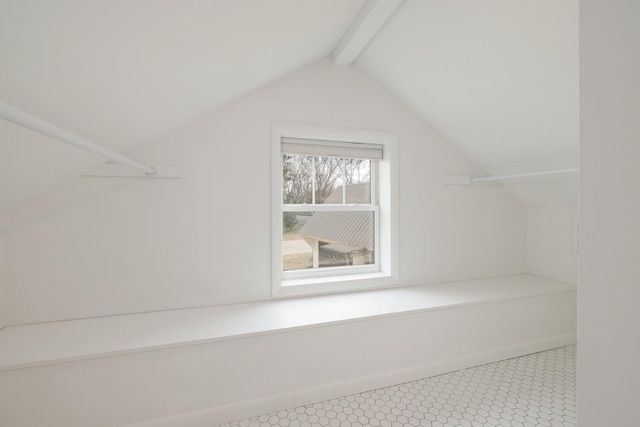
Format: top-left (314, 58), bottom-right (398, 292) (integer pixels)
top-left (579, 1), bottom-right (640, 426)
top-left (0, 213), bottom-right (6, 329)
top-left (5, 58), bottom-right (526, 325)
top-left (526, 207), bottom-right (578, 284)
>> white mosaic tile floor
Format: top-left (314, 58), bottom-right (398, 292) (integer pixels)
top-left (219, 345), bottom-right (576, 427)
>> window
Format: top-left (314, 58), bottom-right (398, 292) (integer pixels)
top-left (271, 124), bottom-right (399, 297)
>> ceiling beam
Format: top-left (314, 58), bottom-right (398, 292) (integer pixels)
top-left (332, 0), bottom-right (404, 67)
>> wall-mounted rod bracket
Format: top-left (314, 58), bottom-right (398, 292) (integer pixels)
top-left (82, 164), bottom-right (181, 178)
top-left (442, 176), bottom-right (502, 186)
top-left (444, 168), bottom-right (579, 185)
top-left (0, 101), bottom-right (163, 176)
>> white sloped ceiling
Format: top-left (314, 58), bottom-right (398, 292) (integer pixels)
top-left (0, 0), bottom-right (578, 211)
top-left (357, 0), bottom-right (579, 207)
top-left (0, 0), bottom-right (364, 211)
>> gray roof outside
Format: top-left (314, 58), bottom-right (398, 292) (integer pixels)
top-left (322, 182), bottom-right (370, 204)
top-left (297, 183), bottom-right (373, 250)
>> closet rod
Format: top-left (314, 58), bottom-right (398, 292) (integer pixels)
top-left (0, 102), bottom-right (157, 176)
top-left (470, 168), bottom-right (579, 183)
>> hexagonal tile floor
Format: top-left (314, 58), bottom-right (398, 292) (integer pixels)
top-left (219, 345), bottom-right (576, 427)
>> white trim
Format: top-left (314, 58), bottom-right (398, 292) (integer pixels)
top-left (277, 272), bottom-right (396, 298)
top-left (271, 123), bottom-right (399, 298)
top-left (122, 335), bottom-right (577, 427)
top-left (282, 204), bottom-right (376, 212)
top-left (281, 260), bottom-right (379, 281)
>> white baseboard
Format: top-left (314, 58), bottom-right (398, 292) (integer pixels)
top-left (125, 333), bottom-right (576, 427)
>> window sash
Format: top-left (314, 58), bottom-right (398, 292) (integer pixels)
top-left (281, 206), bottom-right (381, 280)
top-left (278, 133), bottom-right (384, 284)
top-left (282, 158), bottom-right (378, 206)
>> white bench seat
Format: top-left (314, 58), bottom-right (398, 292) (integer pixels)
top-left (0, 274), bottom-right (575, 372)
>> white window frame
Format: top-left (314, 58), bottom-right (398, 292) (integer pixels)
top-left (271, 123), bottom-right (399, 298)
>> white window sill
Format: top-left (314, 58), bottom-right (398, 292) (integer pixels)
top-left (0, 274), bottom-right (576, 372)
top-left (277, 271), bottom-right (397, 298)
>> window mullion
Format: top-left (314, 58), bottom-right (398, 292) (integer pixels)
top-left (311, 156), bottom-right (316, 205)
top-left (342, 159), bottom-right (346, 205)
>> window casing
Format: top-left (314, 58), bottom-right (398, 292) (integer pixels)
top-left (272, 124), bottom-right (399, 298)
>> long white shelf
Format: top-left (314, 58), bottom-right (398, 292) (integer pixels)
top-left (0, 274), bottom-right (576, 372)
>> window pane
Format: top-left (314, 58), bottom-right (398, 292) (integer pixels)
top-left (344, 159), bottom-right (371, 204)
top-left (282, 154), bottom-right (313, 204)
top-left (282, 211), bottom-right (314, 271)
top-left (324, 159), bottom-right (371, 204)
top-left (283, 155), bottom-right (374, 205)
top-left (314, 156), bottom-right (343, 204)
top-left (283, 210), bottom-right (375, 271)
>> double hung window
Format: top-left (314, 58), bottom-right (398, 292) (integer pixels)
top-left (281, 138), bottom-right (381, 278)
top-left (272, 124), bottom-right (398, 297)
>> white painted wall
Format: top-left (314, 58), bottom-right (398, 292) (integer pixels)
top-left (526, 207), bottom-right (578, 284)
top-left (0, 213), bottom-right (6, 329)
top-left (5, 58), bottom-right (526, 325)
top-left (579, 1), bottom-right (640, 426)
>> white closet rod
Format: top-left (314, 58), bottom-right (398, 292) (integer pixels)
top-left (470, 168), bottom-right (579, 183)
top-left (0, 102), bottom-right (157, 176)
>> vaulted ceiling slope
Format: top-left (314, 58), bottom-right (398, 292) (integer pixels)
top-left (0, 0), bottom-right (364, 211)
top-left (0, 0), bottom-right (578, 212)
top-left (356, 0), bottom-right (579, 207)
